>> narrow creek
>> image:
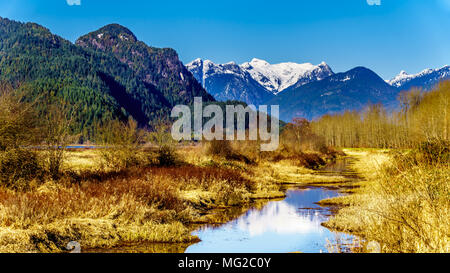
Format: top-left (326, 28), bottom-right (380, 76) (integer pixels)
top-left (185, 158), bottom-right (358, 253)
top-left (88, 158), bottom-right (358, 253)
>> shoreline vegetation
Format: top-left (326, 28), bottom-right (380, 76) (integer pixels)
top-left (0, 85), bottom-right (344, 252)
top-left (321, 148), bottom-right (449, 253)
top-left (0, 145), bottom-right (342, 253)
top-left (312, 82), bottom-right (449, 253)
top-left (0, 82), bottom-right (449, 253)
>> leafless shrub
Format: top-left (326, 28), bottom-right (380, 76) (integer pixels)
top-left (95, 118), bottom-right (145, 170)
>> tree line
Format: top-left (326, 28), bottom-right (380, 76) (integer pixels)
top-left (311, 81), bottom-right (450, 148)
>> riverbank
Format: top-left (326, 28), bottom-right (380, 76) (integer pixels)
top-left (0, 144), bottom-right (338, 253)
top-left (320, 148), bottom-right (450, 253)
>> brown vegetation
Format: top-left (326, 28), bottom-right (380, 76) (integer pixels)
top-left (324, 144), bottom-right (449, 253)
top-left (0, 83), bottom-right (344, 253)
top-left (311, 83), bottom-right (450, 253)
top-left (0, 161), bottom-right (260, 252)
top-left (312, 81), bottom-right (450, 148)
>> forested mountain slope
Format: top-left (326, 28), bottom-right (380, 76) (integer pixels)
top-left (0, 18), bottom-right (214, 137)
top-left (76, 24), bottom-right (214, 106)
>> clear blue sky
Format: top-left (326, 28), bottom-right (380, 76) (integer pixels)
top-left (1, 0), bottom-right (450, 79)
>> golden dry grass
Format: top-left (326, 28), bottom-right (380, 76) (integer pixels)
top-left (323, 148), bottom-right (450, 253)
top-left (0, 145), bottom-right (272, 252)
top-left (0, 168), bottom-right (199, 252)
top-left (0, 143), bottom-right (341, 253)
top-left (0, 150), bottom-right (260, 252)
top-left (63, 149), bottom-right (102, 171)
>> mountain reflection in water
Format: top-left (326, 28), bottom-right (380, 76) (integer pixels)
top-left (186, 187), bottom-right (353, 253)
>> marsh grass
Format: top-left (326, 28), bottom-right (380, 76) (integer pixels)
top-left (324, 146), bottom-right (450, 253)
top-left (0, 113), bottom-right (341, 254)
top-left (0, 148), bottom-right (43, 190)
top-left (0, 85), bottom-right (347, 253)
top-left (63, 149), bottom-right (102, 171)
top-left (0, 155), bottom-right (261, 252)
top-left (0, 169), bottom-right (192, 251)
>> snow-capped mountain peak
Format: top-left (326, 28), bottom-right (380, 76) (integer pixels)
top-left (240, 58), bottom-right (333, 94)
top-left (187, 58), bottom-right (334, 95)
top-left (187, 59), bottom-right (245, 82)
top-left (249, 58), bottom-right (270, 66)
top-left (387, 70), bottom-right (412, 87)
top-left (388, 65), bottom-right (450, 89)
top-left (185, 58), bottom-right (275, 105)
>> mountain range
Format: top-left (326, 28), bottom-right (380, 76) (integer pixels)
top-left (388, 66), bottom-right (450, 91)
top-left (186, 58), bottom-right (334, 105)
top-left (0, 17), bottom-right (213, 136)
top-left (0, 16), bottom-right (449, 132)
top-left (269, 67), bottom-right (398, 121)
top-left (187, 59), bottom-right (450, 121)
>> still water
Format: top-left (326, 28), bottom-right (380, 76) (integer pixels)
top-left (88, 159), bottom-right (357, 253)
top-left (186, 187), bottom-right (353, 253)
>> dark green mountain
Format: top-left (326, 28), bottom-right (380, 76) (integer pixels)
top-left (0, 18), bottom-right (213, 137)
top-left (76, 24), bottom-right (214, 105)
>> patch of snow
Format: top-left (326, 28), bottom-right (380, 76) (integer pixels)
top-left (321, 92), bottom-right (334, 97)
top-left (186, 59), bottom-right (247, 88)
top-left (118, 34), bottom-right (129, 41)
top-left (342, 76), bottom-right (351, 82)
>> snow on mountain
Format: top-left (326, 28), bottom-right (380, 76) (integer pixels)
top-left (241, 58), bottom-right (333, 94)
top-left (187, 58), bottom-right (246, 86)
top-left (388, 65), bottom-right (450, 89)
top-left (186, 58), bottom-right (274, 105)
top-left (268, 67), bottom-right (399, 122)
top-left (186, 58), bottom-right (334, 96)
top-left (388, 69), bottom-right (432, 87)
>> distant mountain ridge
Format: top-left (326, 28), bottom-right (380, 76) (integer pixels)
top-left (186, 59), bottom-right (274, 105)
top-left (269, 67), bottom-right (399, 121)
top-left (388, 65), bottom-right (450, 91)
top-left (1, 16), bottom-right (449, 129)
top-left (186, 58), bottom-right (333, 105)
top-left (240, 58), bottom-right (334, 94)
top-left (0, 17), bottom-right (214, 136)
top-left (188, 57), bottom-right (450, 122)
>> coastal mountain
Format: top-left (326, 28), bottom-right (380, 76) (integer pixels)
top-left (267, 67), bottom-right (399, 121)
top-left (186, 58), bottom-right (333, 105)
top-left (76, 24), bottom-right (214, 105)
top-left (241, 58), bottom-right (334, 94)
top-left (0, 17), bottom-right (159, 130)
top-left (0, 18), bottom-right (213, 135)
top-left (2, 16), bottom-right (448, 129)
top-left (186, 59), bottom-right (274, 105)
top-left (188, 56), bottom-right (450, 122)
top-left (388, 65), bottom-right (450, 91)
top-left (188, 58), bottom-right (399, 121)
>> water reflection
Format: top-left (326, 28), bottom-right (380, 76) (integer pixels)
top-left (186, 187), bottom-right (352, 253)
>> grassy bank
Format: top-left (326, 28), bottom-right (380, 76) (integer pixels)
top-left (0, 143), bottom-right (339, 253)
top-left (322, 147), bottom-right (449, 253)
top-left (1, 88), bottom-right (350, 252)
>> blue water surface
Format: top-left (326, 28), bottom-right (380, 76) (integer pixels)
top-left (186, 187), bottom-right (352, 253)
